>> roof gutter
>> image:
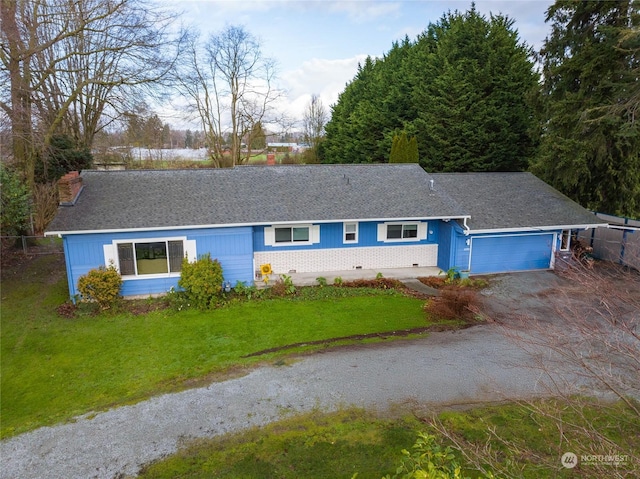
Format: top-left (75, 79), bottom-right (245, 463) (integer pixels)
top-left (44, 215), bottom-right (472, 237)
top-left (467, 223), bottom-right (608, 235)
top-left (606, 223), bottom-right (640, 232)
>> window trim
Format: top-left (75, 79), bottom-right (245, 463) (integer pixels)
top-left (105, 236), bottom-right (193, 279)
top-left (264, 224), bottom-right (320, 247)
top-left (343, 222), bottom-right (359, 244)
top-left (378, 221), bottom-right (427, 243)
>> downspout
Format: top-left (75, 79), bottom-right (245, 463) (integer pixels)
top-left (462, 217), bottom-right (471, 271)
top-left (462, 217), bottom-right (470, 235)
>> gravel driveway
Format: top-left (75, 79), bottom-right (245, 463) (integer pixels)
top-left (0, 271), bottom-right (614, 479)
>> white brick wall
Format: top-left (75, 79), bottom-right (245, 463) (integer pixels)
top-left (254, 244), bottom-right (438, 274)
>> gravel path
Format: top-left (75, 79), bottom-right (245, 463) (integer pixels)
top-left (0, 272), bottom-right (590, 479)
top-left (1, 325), bottom-right (565, 479)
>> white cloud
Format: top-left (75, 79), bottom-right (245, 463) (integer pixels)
top-left (327, 1), bottom-right (402, 22)
top-left (279, 55), bottom-right (368, 123)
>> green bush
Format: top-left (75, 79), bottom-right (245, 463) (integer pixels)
top-left (77, 265), bottom-right (123, 309)
top-left (383, 433), bottom-right (493, 479)
top-left (35, 134), bottom-right (93, 183)
top-left (0, 164), bottom-right (31, 237)
top-left (177, 253), bottom-right (224, 309)
top-left (268, 274), bottom-right (296, 297)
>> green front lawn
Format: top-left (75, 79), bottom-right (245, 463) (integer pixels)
top-left (1, 254), bottom-right (439, 438)
top-left (139, 399), bottom-right (640, 479)
top-left (139, 408), bottom-right (423, 479)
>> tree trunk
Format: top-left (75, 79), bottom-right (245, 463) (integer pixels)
top-left (1, 0), bottom-right (37, 189)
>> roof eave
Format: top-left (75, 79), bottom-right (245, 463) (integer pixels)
top-left (44, 215), bottom-right (471, 236)
top-left (467, 223), bottom-right (608, 235)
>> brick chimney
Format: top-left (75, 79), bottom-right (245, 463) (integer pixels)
top-left (58, 171), bottom-right (84, 205)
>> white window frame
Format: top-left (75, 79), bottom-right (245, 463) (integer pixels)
top-left (103, 236), bottom-right (196, 279)
top-left (560, 229), bottom-right (571, 251)
top-left (343, 222), bottom-right (359, 244)
top-left (377, 221), bottom-right (428, 243)
top-left (264, 224), bottom-right (320, 247)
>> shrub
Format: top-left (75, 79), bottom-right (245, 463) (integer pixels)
top-left (420, 276), bottom-right (488, 290)
top-left (383, 432), bottom-right (493, 479)
top-left (418, 276), bottom-right (447, 289)
top-left (269, 274), bottom-right (296, 297)
top-left (342, 277), bottom-right (404, 290)
top-left (77, 265), bottom-right (123, 309)
top-left (165, 287), bottom-right (191, 311)
top-left (232, 281), bottom-right (263, 301)
top-left (280, 152), bottom-right (298, 164)
top-left (424, 286), bottom-right (480, 321)
top-left (31, 182), bottom-right (58, 234)
top-left (0, 164), bottom-right (31, 236)
top-left (177, 253), bottom-right (224, 309)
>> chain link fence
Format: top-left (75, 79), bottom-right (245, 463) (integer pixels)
top-left (1, 235), bottom-right (64, 257)
top-left (577, 213), bottom-right (640, 271)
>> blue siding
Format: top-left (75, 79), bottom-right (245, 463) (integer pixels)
top-left (470, 233), bottom-right (555, 274)
top-left (437, 221), bottom-right (454, 271)
top-left (62, 227), bottom-right (253, 300)
top-left (438, 221), bottom-right (471, 272)
top-left (253, 220), bottom-right (438, 251)
top-left (452, 227), bottom-right (471, 271)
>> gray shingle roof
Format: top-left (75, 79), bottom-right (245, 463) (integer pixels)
top-left (429, 172), bottom-right (607, 231)
top-left (46, 164), bottom-right (467, 234)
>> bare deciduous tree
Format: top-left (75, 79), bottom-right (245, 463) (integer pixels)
top-left (1, 0), bottom-right (180, 187)
top-left (302, 94), bottom-right (327, 163)
top-left (174, 25), bottom-right (285, 167)
top-left (428, 256), bottom-right (640, 478)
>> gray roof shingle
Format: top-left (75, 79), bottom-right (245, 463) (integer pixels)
top-left (429, 172), bottom-right (607, 231)
top-left (46, 164), bottom-right (468, 233)
top-left (46, 166), bottom-right (606, 235)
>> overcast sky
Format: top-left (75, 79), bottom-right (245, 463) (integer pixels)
top-left (168, 0), bottom-right (555, 129)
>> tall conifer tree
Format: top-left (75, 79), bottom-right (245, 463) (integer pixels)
top-left (322, 6), bottom-right (537, 172)
top-left (532, 0), bottom-right (640, 216)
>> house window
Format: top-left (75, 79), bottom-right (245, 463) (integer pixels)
top-left (560, 230), bottom-right (571, 251)
top-left (275, 226), bottom-right (310, 243)
top-left (343, 222), bottom-right (358, 243)
top-left (264, 224), bottom-right (319, 247)
top-left (377, 221), bottom-right (427, 243)
top-left (116, 239), bottom-right (185, 276)
top-left (387, 223), bottom-right (418, 240)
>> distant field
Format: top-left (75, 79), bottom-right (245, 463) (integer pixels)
top-left (128, 147), bottom-right (209, 161)
top-left (122, 148), bottom-right (299, 164)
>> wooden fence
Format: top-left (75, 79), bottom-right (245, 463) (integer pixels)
top-left (577, 213), bottom-right (640, 271)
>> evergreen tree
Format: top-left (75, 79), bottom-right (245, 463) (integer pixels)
top-left (389, 132), bottom-right (419, 163)
top-left (0, 164), bottom-right (31, 236)
top-left (322, 5), bottom-right (537, 172)
top-left (408, 135), bottom-right (419, 163)
top-left (35, 135), bottom-right (93, 183)
top-left (249, 121), bottom-right (266, 150)
top-left (322, 40), bottom-right (414, 164)
top-left (531, 0), bottom-right (640, 216)
top-left (412, 6), bottom-right (537, 172)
